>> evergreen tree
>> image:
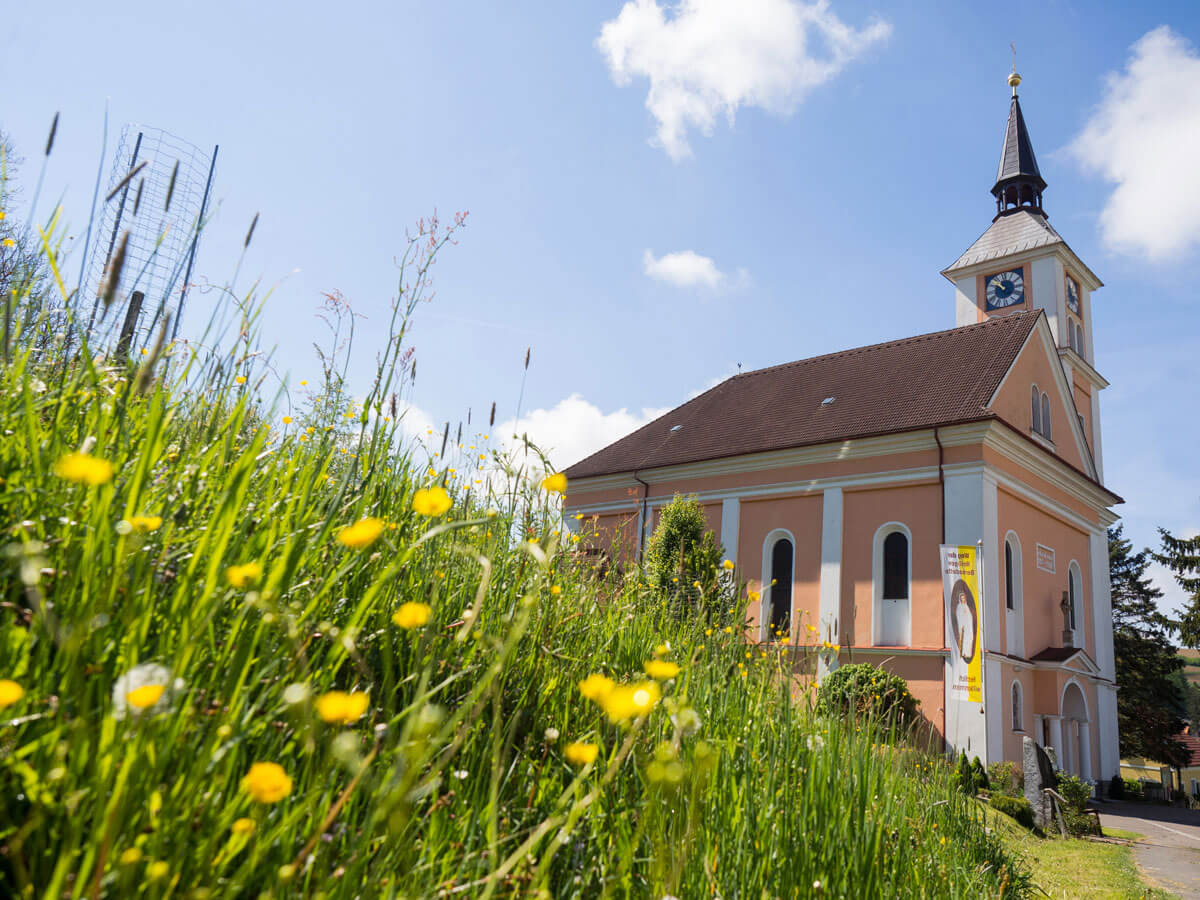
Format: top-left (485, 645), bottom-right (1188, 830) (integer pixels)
top-left (1110, 526), bottom-right (1187, 766)
top-left (643, 494), bottom-right (728, 617)
top-left (1156, 528), bottom-right (1200, 648)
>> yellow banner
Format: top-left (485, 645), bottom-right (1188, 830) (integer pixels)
top-left (941, 545), bottom-right (982, 704)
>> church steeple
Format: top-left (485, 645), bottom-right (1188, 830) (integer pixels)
top-left (990, 71), bottom-right (1046, 219)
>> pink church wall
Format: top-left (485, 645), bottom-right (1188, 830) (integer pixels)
top-left (841, 483), bottom-right (944, 649)
top-left (996, 487), bottom-right (1094, 661)
top-left (989, 334), bottom-right (1090, 475)
top-left (736, 494), bottom-right (823, 639)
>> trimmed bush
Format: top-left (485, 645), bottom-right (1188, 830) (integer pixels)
top-left (971, 756), bottom-right (990, 791)
top-left (989, 794), bottom-right (1035, 830)
top-left (1056, 773), bottom-right (1092, 813)
top-left (1123, 778), bottom-right (1144, 800)
top-left (816, 663), bottom-right (919, 725)
top-left (643, 494), bottom-right (731, 619)
top-left (988, 760), bottom-right (1024, 797)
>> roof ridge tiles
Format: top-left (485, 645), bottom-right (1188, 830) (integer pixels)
top-left (731, 310), bottom-right (1039, 380)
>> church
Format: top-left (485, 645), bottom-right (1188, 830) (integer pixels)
top-left (561, 71), bottom-right (1121, 787)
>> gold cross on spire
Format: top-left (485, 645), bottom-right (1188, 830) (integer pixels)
top-left (1007, 43), bottom-right (1022, 95)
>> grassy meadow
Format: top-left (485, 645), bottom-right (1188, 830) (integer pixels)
top-left (0, 185), bottom-right (1035, 897)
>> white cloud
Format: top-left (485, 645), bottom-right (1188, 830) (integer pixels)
top-left (596, 0), bottom-right (891, 160)
top-left (498, 393), bottom-right (671, 472)
top-left (1068, 26), bottom-right (1200, 261)
top-left (642, 248), bottom-right (727, 288)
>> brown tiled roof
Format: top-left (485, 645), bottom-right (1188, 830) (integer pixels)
top-left (1174, 733), bottom-right (1200, 768)
top-left (565, 312), bottom-right (1041, 480)
top-left (1029, 647), bottom-right (1081, 663)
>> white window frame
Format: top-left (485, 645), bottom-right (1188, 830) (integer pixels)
top-left (1067, 561), bottom-right (1084, 646)
top-left (872, 522), bottom-right (912, 647)
top-left (760, 528), bottom-right (796, 644)
top-left (1004, 531), bottom-right (1025, 657)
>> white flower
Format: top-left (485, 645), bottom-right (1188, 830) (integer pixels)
top-left (544, 727), bottom-right (560, 742)
top-left (806, 734), bottom-right (825, 753)
top-left (111, 663), bottom-right (180, 720)
top-left (671, 707), bottom-right (702, 737)
top-left (282, 683), bottom-right (310, 705)
top-left (454, 769), bottom-right (469, 780)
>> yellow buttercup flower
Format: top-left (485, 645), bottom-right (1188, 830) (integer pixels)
top-left (235, 375), bottom-right (246, 384)
top-left (337, 517), bottom-right (384, 549)
top-left (578, 673), bottom-right (615, 702)
top-left (1, 238), bottom-right (14, 248)
top-left (226, 561), bottom-right (263, 588)
top-left (600, 681), bottom-right (662, 723)
top-left (412, 486), bottom-right (452, 517)
top-left (126, 684), bottom-right (166, 710)
top-left (146, 861), bottom-right (169, 880)
top-left (540, 472), bottom-right (567, 494)
top-left (299, 380), bottom-right (308, 386)
top-left (231, 817), bottom-right (255, 835)
top-left (315, 690), bottom-right (370, 725)
top-left (0, 680), bottom-right (24, 708)
top-left (119, 847), bottom-right (143, 865)
top-left (564, 742), bottom-right (599, 766)
top-left (129, 515), bottom-right (163, 533)
top-left (54, 452), bottom-right (115, 486)
top-left (722, 559), bottom-right (735, 570)
top-left (282, 416), bottom-right (293, 424)
top-left (643, 659), bottom-right (680, 680)
top-left (392, 602), bottom-right (432, 629)
top-left (550, 585), bottom-right (562, 595)
top-left (240, 762), bottom-right (293, 803)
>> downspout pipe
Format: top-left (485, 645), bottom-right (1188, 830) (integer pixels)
top-left (935, 427), bottom-right (946, 544)
top-left (633, 471), bottom-right (650, 566)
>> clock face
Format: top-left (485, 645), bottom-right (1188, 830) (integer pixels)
top-left (1066, 275), bottom-right (1080, 314)
top-left (985, 269), bottom-right (1025, 310)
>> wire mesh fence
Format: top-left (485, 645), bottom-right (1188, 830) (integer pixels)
top-left (83, 124), bottom-right (216, 351)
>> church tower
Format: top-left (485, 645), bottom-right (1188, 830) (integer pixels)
top-left (941, 71), bottom-right (1109, 479)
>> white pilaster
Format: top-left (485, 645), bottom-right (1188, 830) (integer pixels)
top-left (1090, 529), bottom-right (1116, 678)
top-left (1030, 255), bottom-right (1062, 341)
top-left (1090, 390), bottom-right (1105, 481)
top-left (720, 498), bottom-right (740, 564)
top-left (954, 276), bottom-right (978, 327)
top-left (985, 656), bottom-right (1004, 765)
top-left (942, 469), bottom-right (996, 761)
top-left (1079, 722), bottom-right (1093, 783)
top-left (818, 487), bottom-right (843, 677)
top-left (1097, 683), bottom-right (1119, 781)
top-left (1048, 716), bottom-right (1064, 768)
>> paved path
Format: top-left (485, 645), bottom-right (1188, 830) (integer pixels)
top-left (1098, 800), bottom-right (1200, 899)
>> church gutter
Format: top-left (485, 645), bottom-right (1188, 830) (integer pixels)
top-left (633, 471), bottom-right (650, 565)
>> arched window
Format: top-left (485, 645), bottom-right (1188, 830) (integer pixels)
top-left (1031, 385), bottom-right (1042, 436)
top-left (874, 524), bottom-right (911, 646)
top-left (883, 532), bottom-right (908, 601)
top-left (768, 538), bottom-right (793, 640)
top-left (1012, 681), bottom-right (1023, 731)
top-left (1004, 532), bottom-right (1024, 657)
top-left (1076, 322), bottom-right (1085, 356)
top-left (1067, 563), bottom-right (1082, 634)
top-left (1040, 393), bottom-right (1052, 440)
top-left (1005, 541), bottom-right (1015, 610)
top-left (1068, 324), bottom-right (1077, 352)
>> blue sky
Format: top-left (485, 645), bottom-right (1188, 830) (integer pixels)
top-left (4, 1), bottom-right (1199, 616)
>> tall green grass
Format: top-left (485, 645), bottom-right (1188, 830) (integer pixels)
top-left (0, 192), bottom-right (1030, 897)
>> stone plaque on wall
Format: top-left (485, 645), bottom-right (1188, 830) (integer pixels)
top-left (1036, 544), bottom-right (1056, 573)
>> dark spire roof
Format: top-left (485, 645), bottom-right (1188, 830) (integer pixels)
top-left (992, 95), bottom-right (1045, 195)
top-left (989, 77), bottom-right (1047, 219)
